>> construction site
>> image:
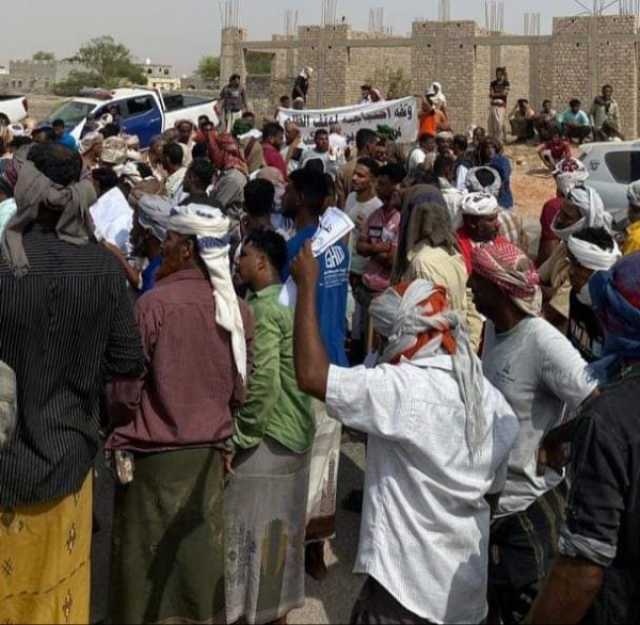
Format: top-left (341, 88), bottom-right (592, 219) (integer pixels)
top-left (220, 0), bottom-right (640, 137)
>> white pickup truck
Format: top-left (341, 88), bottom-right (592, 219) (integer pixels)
top-left (0, 95), bottom-right (29, 123)
top-left (43, 87), bottom-right (218, 150)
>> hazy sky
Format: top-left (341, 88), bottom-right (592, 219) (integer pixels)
top-left (1, 1), bottom-right (604, 74)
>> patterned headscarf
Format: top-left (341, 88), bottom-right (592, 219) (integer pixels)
top-left (210, 132), bottom-right (248, 175)
top-left (471, 240), bottom-right (543, 316)
top-left (590, 253), bottom-right (640, 367)
top-left (370, 279), bottom-right (487, 462)
top-left (168, 203), bottom-right (246, 381)
top-left (461, 192), bottom-right (499, 216)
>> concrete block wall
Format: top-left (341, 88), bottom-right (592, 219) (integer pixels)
top-left (224, 14), bottom-right (640, 137)
top-left (220, 28), bottom-right (247, 85)
top-left (474, 43), bottom-right (493, 132)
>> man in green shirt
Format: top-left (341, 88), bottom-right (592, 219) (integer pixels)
top-left (225, 228), bottom-right (315, 625)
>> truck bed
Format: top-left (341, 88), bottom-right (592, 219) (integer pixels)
top-left (162, 93), bottom-right (215, 113)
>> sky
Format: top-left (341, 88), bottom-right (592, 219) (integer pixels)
top-left (0, 1), bottom-right (614, 74)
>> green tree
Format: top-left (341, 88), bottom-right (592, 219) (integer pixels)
top-left (197, 56), bottom-right (220, 81)
top-left (32, 51), bottom-right (56, 62)
top-left (53, 71), bottom-right (104, 97)
top-left (67, 36), bottom-right (145, 87)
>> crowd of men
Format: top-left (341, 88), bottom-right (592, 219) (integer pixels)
top-left (0, 65), bottom-right (639, 625)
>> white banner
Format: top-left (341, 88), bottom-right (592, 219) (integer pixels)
top-left (277, 96), bottom-right (419, 146)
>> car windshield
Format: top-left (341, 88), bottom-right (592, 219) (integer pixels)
top-left (46, 101), bottom-right (96, 128)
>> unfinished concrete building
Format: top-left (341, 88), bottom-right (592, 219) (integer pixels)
top-left (220, 14), bottom-right (640, 137)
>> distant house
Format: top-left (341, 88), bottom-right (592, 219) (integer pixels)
top-left (139, 61), bottom-right (181, 91)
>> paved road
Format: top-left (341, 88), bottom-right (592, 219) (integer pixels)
top-left (290, 439), bottom-right (367, 624)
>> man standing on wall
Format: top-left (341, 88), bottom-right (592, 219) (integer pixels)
top-left (219, 74), bottom-right (248, 133)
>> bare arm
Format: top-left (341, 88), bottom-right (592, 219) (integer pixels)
top-left (529, 557), bottom-right (603, 624)
top-left (291, 241), bottom-right (330, 401)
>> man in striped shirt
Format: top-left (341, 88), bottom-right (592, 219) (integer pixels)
top-left (0, 143), bottom-right (144, 625)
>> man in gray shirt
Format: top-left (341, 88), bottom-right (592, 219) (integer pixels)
top-left (470, 240), bottom-right (597, 625)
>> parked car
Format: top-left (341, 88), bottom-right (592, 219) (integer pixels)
top-left (579, 140), bottom-right (640, 228)
top-left (0, 95), bottom-right (29, 123)
top-left (43, 87), bottom-right (218, 150)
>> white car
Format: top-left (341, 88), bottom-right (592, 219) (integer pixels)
top-left (0, 95), bottom-right (29, 123)
top-left (579, 140), bottom-right (640, 228)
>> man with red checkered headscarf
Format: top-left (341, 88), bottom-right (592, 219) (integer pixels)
top-left (469, 240), bottom-right (598, 625)
top-left (289, 239), bottom-right (520, 625)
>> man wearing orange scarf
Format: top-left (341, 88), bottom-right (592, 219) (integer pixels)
top-left (290, 241), bottom-right (519, 625)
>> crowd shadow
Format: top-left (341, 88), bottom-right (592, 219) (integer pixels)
top-left (293, 442), bottom-right (366, 624)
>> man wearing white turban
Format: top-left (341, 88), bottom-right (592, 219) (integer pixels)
top-left (539, 183), bottom-right (612, 328)
top-left (456, 191), bottom-right (511, 274)
top-left (567, 227), bottom-right (621, 362)
top-left (537, 157), bottom-right (590, 266)
top-left (106, 202), bottom-right (254, 624)
top-left (290, 240), bottom-right (519, 625)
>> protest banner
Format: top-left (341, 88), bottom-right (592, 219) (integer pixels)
top-left (277, 96), bottom-right (419, 146)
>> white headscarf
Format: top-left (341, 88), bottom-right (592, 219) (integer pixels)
top-left (427, 82), bottom-right (447, 109)
top-left (370, 279), bottom-right (487, 462)
top-left (168, 203), bottom-right (247, 381)
top-left (461, 192), bottom-right (499, 216)
top-left (567, 235), bottom-right (621, 272)
top-left (553, 158), bottom-right (589, 197)
top-left (627, 180), bottom-right (640, 209)
top-left (552, 185), bottom-right (612, 241)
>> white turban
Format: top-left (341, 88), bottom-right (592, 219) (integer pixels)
top-left (137, 194), bottom-right (173, 242)
top-left (627, 180), bottom-right (640, 209)
top-left (567, 235), bottom-right (621, 272)
top-left (553, 158), bottom-right (589, 197)
top-left (168, 203), bottom-right (247, 382)
top-left (461, 192), bottom-right (499, 216)
top-left (370, 279), bottom-right (487, 462)
top-left (552, 185), bottom-right (612, 241)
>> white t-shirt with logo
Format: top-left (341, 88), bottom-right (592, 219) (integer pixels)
top-left (344, 192), bottom-right (383, 276)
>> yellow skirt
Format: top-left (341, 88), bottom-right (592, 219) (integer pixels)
top-left (0, 473), bottom-right (92, 625)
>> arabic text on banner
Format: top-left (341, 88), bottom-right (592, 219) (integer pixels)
top-left (276, 97), bottom-right (419, 146)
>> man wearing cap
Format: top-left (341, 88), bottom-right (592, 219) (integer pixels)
top-left (530, 253), bottom-right (640, 625)
top-left (469, 240), bottom-right (597, 625)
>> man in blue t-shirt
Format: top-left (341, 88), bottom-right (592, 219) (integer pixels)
top-left (557, 99), bottom-right (592, 144)
top-left (282, 169), bottom-right (350, 367)
top-left (281, 167), bottom-right (349, 580)
top-left (52, 119), bottom-right (79, 151)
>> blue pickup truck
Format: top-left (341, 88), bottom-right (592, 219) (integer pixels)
top-left (45, 87), bottom-right (218, 149)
